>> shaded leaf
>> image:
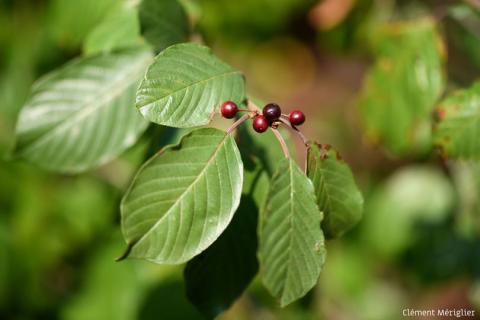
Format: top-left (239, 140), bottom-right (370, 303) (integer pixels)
top-left (359, 18), bottom-right (445, 155)
top-left (139, 0), bottom-right (189, 52)
top-left (307, 143), bottom-right (363, 238)
top-left (47, 0), bottom-right (122, 48)
top-left (14, 48), bottom-right (152, 173)
top-left (120, 128), bottom-right (243, 264)
top-left (451, 161), bottom-right (480, 236)
top-left (183, 152), bottom-right (268, 318)
top-left (433, 81), bottom-right (480, 159)
top-left (139, 280), bottom-right (203, 320)
top-left (83, 4), bottom-right (141, 55)
top-left (259, 159), bottom-right (326, 307)
top-left (237, 119), bottom-right (296, 176)
top-left (448, 4), bottom-right (480, 70)
top-left (136, 43), bottom-right (246, 128)
top-left (184, 196), bottom-right (258, 318)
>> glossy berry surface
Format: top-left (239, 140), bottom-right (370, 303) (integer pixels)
top-left (263, 103), bottom-right (282, 123)
top-left (220, 101), bottom-right (238, 119)
top-left (289, 110), bottom-right (305, 126)
top-left (253, 115), bottom-right (269, 133)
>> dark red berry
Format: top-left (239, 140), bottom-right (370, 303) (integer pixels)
top-left (220, 101), bottom-right (238, 119)
top-left (289, 110), bottom-right (305, 126)
top-left (263, 103), bottom-right (282, 123)
top-left (253, 115), bottom-right (268, 133)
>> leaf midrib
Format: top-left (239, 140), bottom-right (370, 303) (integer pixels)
top-left (280, 160), bottom-right (295, 304)
top-left (138, 70), bottom-right (242, 108)
top-left (129, 133), bottom-right (230, 252)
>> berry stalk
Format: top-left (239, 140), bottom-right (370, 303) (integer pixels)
top-left (278, 116), bottom-right (309, 146)
top-left (226, 113), bottom-right (255, 134)
top-left (271, 127), bottom-right (290, 159)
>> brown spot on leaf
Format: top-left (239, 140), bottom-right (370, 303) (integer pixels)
top-left (335, 150), bottom-right (343, 160)
top-left (435, 107), bottom-right (446, 121)
top-left (313, 142), bottom-right (337, 160)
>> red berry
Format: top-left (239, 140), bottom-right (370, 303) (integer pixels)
top-left (289, 110), bottom-right (305, 126)
top-left (253, 115), bottom-right (268, 133)
top-left (220, 101), bottom-right (238, 119)
top-left (263, 103), bottom-right (282, 123)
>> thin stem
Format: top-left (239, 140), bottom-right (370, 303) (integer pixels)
top-left (278, 116), bottom-right (309, 146)
top-left (226, 113), bottom-right (252, 134)
top-left (271, 128), bottom-right (290, 159)
top-left (248, 100), bottom-right (261, 112)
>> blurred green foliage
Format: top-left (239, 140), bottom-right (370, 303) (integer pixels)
top-left (2, 0), bottom-right (480, 319)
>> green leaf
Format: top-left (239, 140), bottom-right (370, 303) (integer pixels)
top-left (120, 128), bottom-right (243, 264)
top-left (359, 18), bottom-right (445, 155)
top-left (14, 48), bottom-right (152, 173)
top-left (451, 161), bottom-right (480, 236)
top-left (83, 4), bottom-right (141, 55)
top-left (259, 158), bottom-right (326, 307)
top-left (448, 4), bottom-right (480, 71)
top-left (183, 153), bottom-right (268, 318)
top-left (184, 196), bottom-right (258, 318)
top-left (433, 81), bottom-right (480, 159)
top-left (47, 0), bottom-right (122, 49)
top-left (139, 0), bottom-right (190, 52)
top-left (136, 43), bottom-right (246, 128)
top-left (307, 143), bottom-right (363, 239)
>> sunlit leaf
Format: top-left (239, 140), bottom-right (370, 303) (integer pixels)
top-left (136, 43), bottom-right (246, 128)
top-left (259, 158), bottom-right (326, 307)
top-left (184, 196), bottom-right (258, 317)
top-left (120, 128), bottom-right (243, 264)
top-left (433, 81), bottom-right (480, 159)
top-left (83, 4), bottom-right (141, 55)
top-left (139, 0), bottom-right (189, 52)
top-left (307, 143), bottom-right (363, 238)
top-left (14, 48), bottom-right (152, 173)
top-left (184, 154), bottom-right (267, 317)
top-left (359, 18), bottom-right (445, 155)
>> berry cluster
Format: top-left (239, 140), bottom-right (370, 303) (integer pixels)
top-left (220, 101), bottom-right (306, 133)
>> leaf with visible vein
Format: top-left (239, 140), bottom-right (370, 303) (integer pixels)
top-left (14, 48), bottom-right (152, 173)
top-left (136, 43), bottom-right (246, 128)
top-left (307, 143), bottom-right (363, 239)
top-left (120, 128), bottom-right (243, 264)
top-left (259, 158), bottom-right (326, 307)
top-left (184, 151), bottom-right (268, 317)
top-left (433, 81), bottom-right (480, 159)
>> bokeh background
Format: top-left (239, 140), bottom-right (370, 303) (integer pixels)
top-left (1, 0), bottom-right (480, 319)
